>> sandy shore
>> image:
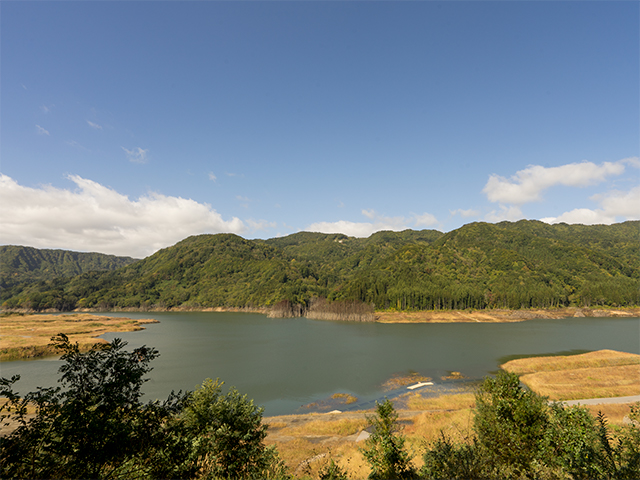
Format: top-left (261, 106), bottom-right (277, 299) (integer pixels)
top-left (375, 307), bottom-right (640, 323)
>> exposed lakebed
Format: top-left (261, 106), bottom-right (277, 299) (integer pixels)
top-left (2, 312), bottom-right (638, 416)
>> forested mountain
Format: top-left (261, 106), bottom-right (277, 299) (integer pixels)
top-left (339, 221), bottom-right (638, 310)
top-left (1, 221), bottom-right (638, 312)
top-left (0, 246), bottom-right (137, 290)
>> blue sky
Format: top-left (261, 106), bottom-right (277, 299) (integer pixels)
top-left (1, 1), bottom-right (638, 258)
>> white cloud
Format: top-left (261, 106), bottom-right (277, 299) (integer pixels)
top-left (307, 210), bottom-right (439, 237)
top-left (541, 185), bottom-right (640, 225)
top-left (540, 209), bottom-right (615, 225)
top-left (450, 208), bottom-right (480, 218)
top-left (596, 185), bottom-right (640, 218)
top-left (483, 160), bottom-right (628, 205)
top-left (208, 172), bottom-right (217, 182)
top-left (307, 220), bottom-right (384, 238)
top-left (86, 120), bottom-right (103, 130)
top-left (482, 157), bottom-right (639, 225)
top-left (122, 146), bottom-right (149, 164)
top-left (0, 174), bottom-right (246, 258)
top-left (36, 125), bottom-right (50, 136)
top-left (41, 105), bottom-right (51, 114)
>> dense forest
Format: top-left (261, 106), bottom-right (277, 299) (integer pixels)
top-left (1, 220), bottom-right (638, 312)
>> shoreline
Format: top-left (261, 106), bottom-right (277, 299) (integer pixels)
top-left (3, 305), bottom-right (639, 323)
top-left (374, 306), bottom-right (640, 323)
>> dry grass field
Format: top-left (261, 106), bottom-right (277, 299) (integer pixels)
top-left (0, 313), bottom-right (157, 361)
top-left (264, 392), bottom-right (479, 477)
top-left (266, 350), bottom-right (639, 478)
top-left (502, 349), bottom-right (640, 401)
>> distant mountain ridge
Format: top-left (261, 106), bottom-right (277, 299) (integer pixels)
top-left (1, 220), bottom-right (638, 312)
top-left (0, 245), bottom-right (137, 290)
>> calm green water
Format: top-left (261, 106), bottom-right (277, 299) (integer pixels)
top-left (2, 312), bottom-right (639, 416)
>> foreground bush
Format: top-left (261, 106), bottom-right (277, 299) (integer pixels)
top-left (360, 399), bottom-right (417, 480)
top-left (422, 371), bottom-right (640, 480)
top-left (181, 378), bottom-right (288, 479)
top-left (0, 334), bottom-right (288, 480)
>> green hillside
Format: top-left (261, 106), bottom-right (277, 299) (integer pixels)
top-left (0, 245), bottom-right (137, 290)
top-left (338, 221), bottom-right (639, 310)
top-left (1, 221), bottom-right (638, 312)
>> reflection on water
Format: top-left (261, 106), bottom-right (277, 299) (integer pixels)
top-left (2, 312), bottom-right (638, 416)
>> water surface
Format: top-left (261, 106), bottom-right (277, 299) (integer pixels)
top-left (2, 312), bottom-right (638, 416)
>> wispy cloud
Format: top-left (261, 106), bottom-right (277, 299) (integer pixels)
top-left (122, 147), bottom-right (149, 164)
top-left (414, 212), bottom-right (438, 227)
top-left (246, 219), bottom-right (277, 231)
top-left (0, 174), bottom-right (246, 258)
top-left (66, 140), bottom-right (90, 151)
top-left (41, 105), bottom-right (52, 114)
top-left (36, 125), bottom-right (50, 136)
top-left (362, 209), bottom-right (376, 219)
top-left (485, 205), bottom-right (524, 223)
top-left (236, 195), bottom-right (250, 208)
top-left (208, 172), bottom-right (217, 182)
top-left (450, 208), bottom-right (480, 218)
top-left (86, 120), bottom-right (103, 130)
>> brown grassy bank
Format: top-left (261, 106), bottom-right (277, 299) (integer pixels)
top-left (502, 349), bottom-right (640, 401)
top-left (264, 393), bottom-right (478, 479)
top-left (0, 313), bottom-right (158, 361)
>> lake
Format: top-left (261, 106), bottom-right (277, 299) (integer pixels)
top-left (2, 312), bottom-right (639, 416)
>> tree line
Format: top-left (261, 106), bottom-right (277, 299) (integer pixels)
top-left (1, 220), bottom-right (638, 312)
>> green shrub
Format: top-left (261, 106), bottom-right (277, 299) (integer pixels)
top-left (0, 335), bottom-right (289, 480)
top-left (360, 399), bottom-right (417, 479)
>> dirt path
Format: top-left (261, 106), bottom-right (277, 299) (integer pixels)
top-left (562, 395), bottom-right (640, 406)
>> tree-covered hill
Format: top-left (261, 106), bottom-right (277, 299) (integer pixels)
top-left (495, 219), bottom-right (640, 270)
top-left (1, 220), bottom-right (638, 312)
top-left (337, 221), bottom-right (639, 310)
top-left (0, 245), bottom-right (137, 290)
